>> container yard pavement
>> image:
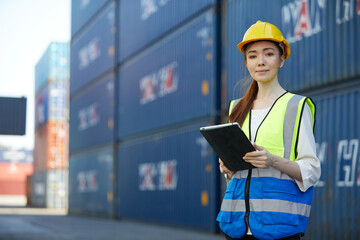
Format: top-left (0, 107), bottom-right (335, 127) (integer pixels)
top-left (0, 207), bottom-right (224, 240)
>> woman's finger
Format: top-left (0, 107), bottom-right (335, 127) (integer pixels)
top-left (253, 142), bottom-right (264, 151)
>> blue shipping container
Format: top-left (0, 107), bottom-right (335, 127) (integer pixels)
top-left (225, 0), bottom-right (360, 104)
top-left (70, 73), bottom-right (114, 154)
top-left (0, 97), bottom-right (26, 135)
top-left (118, 0), bottom-right (218, 63)
top-left (35, 81), bottom-right (68, 130)
top-left (35, 42), bottom-right (69, 95)
top-left (117, 119), bottom-right (219, 232)
top-left (0, 148), bottom-right (33, 163)
top-left (70, 2), bottom-right (115, 95)
top-left (31, 171), bottom-right (47, 208)
top-left (71, 0), bottom-right (111, 38)
top-left (306, 82), bottom-right (360, 240)
top-left (47, 169), bottom-right (68, 209)
top-left (118, 9), bottom-right (219, 139)
top-left (69, 146), bottom-right (114, 217)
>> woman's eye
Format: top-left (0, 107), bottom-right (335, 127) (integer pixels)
top-left (248, 55), bottom-right (256, 59)
top-left (266, 52), bottom-right (274, 56)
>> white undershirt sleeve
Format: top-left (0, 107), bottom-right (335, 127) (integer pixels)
top-left (294, 103), bottom-right (321, 192)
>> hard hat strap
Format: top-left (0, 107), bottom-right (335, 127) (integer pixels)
top-left (277, 42), bottom-right (285, 56)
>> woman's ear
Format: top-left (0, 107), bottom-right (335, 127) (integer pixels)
top-left (279, 55), bottom-right (285, 68)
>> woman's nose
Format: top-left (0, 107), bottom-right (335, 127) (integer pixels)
top-left (257, 55), bottom-right (265, 66)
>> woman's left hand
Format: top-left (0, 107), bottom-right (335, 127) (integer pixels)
top-left (243, 142), bottom-right (274, 168)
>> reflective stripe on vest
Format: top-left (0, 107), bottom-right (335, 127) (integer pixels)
top-left (221, 199), bottom-right (311, 217)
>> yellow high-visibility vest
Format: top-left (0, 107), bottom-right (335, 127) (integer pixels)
top-left (228, 92), bottom-right (315, 160)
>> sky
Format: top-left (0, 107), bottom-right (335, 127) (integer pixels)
top-left (0, 0), bottom-right (70, 150)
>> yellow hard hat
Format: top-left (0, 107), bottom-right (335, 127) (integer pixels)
top-left (237, 21), bottom-right (291, 60)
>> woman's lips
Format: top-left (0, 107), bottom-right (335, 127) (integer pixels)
top-left (256, 70), bottom-right (268, 73)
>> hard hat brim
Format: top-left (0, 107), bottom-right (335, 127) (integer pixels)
top-left (237, 38), bottom-right (291, 60)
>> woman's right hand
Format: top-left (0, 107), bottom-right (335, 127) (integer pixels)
top-left (219, 158), bottom-right (234, 178)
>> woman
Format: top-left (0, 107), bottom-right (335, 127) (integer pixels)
top-left (217, 21), bottom-right (321, 240)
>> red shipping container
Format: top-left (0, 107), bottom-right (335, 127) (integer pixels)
top-left (0, 162), bottom-right (33, 195)
top-left (34, 122), bottom-right (69, 172)
top-left (0, 181), bottom-right (26, 195)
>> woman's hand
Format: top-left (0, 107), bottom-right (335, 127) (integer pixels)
top-left (243, 142), bottom-right (303, 181)
top-left (243, 142), bottom-right (274, 168)
top-left (219, 158), bottom-right (234, 178)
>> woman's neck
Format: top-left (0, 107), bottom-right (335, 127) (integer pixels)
top-left (253, 80), bottom-right (286, 109)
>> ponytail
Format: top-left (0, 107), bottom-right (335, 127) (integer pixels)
top-left (227, 79), bottom-right (258, 126)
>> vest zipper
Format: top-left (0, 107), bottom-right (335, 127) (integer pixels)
top-left (243, 92), bottom-right (288, 232)
top-left (244, 168), bottom-right (252, 232)
top-left (244, 111), bottom-right (253, 233)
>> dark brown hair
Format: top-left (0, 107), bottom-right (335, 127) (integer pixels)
top-left (227, 41), bottom-right (284, 126)
top-left (227, 79), bottom-right (258, 126)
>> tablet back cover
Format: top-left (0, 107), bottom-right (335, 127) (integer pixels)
top-left (200, 123), bottom-right (256, 171)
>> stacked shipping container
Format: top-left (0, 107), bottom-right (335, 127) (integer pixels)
top-left (33, 42), bottom-right (69, 208)
top-left (70, 1), bottom-right (116, 95)
top-left (118, 120), bottom-right (219, 230)
top-left (118, 0), bottom-right (219, 63)
top-left (70, 0), bottom-right (221, 232)
top-left (224, 0), bottom-right (360, 239)
top-left (0, 149), bottom-right (33, 196)
top-left (116, 1), bottom-right (220, 232)
top-left (69, 147), bottom-right (114, 217)
top-left (69, 0), bottom-right (115, 217)
top-left (117, 6), bottom-right (219, 139)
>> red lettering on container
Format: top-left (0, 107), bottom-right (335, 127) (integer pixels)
top-left (295, 0), bottom-right (312, 38)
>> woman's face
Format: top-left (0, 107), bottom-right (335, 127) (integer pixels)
top-left (245, 41), bottom-right (285, 84)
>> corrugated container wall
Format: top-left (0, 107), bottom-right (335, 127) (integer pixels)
top-left (35, 42), bottom-right (69, 95)
top-left (70, 73), bottom-right (115, 154)
top-left (306, 82), bottom-right (360, 240)
top-left (118, 9), bottom-right (219, 140)
top-left (35, 81), bottom-right (68, 130)
top-left (118, 0), bottom-right (218, 63)
top-left (225, 0), bottom-right (360, 104)
top-left (117, 120), bottom-right (219, 232)
top-left (0, 97), bottom-right (26, 135)
top-left (69, 146), bottom-right (114, 217)
top-left (71, 0), bottom-right (111, 38)
top-left (70, 1), bottom-right (115, 96)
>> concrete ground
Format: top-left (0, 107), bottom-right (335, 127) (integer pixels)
top-left (0, 207), bottom-right (224, 240)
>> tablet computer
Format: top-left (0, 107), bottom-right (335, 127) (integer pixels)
top-left (200, 122), bottom-right (256, 171)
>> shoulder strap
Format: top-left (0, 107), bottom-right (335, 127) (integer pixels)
top-left (285, 94), bottom-right (316, 161)
top-left (228, 99), bottom-right (241, 116)
top-left (283, 94), bottom-right (304, 160)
